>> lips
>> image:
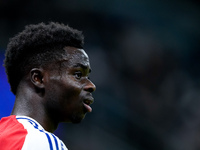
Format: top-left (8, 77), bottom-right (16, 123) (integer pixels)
top-left (83, 98), bottom-right (94, 112)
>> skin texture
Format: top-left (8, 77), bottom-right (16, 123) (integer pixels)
top-left (11, 46), bottom-right (96, 132)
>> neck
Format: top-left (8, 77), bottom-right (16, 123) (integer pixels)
top-left (12, 87), bottom-right (58, 133)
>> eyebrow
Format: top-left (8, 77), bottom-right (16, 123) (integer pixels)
top-left (73, 63), bottom-right (91, 73)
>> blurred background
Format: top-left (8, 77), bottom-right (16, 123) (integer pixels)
top-left (0, 0), bottom-right (200, 150)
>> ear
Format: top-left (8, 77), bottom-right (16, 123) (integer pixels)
top-left (30, 68), bottom-right (45, 89)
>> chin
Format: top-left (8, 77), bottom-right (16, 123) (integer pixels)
top-left (70, 113), bottom-right (86, 124)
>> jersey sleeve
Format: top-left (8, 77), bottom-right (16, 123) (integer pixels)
top-left (0, 116), bottom-right (68, 150)
top-left (0, 116), bottom-right (28, 150)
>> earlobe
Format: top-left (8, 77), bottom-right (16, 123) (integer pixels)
top-left (30, 68), bottom-right (44, 89)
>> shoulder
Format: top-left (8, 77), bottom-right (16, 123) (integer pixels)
top-left (22, 129), bottom-right (68, 150)
top-left (0, 116), bottom-right (68, 150)
top-left (0, 115), bottom-right (28, 150)
top-left (16, 116), bottom-right (68, 150)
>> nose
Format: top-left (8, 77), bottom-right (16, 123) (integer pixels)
top-left (84, 80), bottom-right (96, 93)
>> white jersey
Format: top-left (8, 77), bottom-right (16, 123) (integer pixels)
top-left (0, 115), bottom-right (68, 150)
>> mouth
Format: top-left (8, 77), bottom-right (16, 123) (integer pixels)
top-left (83, 98), bottom-right (94, 113)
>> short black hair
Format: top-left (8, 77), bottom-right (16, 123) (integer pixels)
top-left (4, 22), bottom-right (84, 95)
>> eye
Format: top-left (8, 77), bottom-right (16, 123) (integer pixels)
top-left (74, 71), bottom-right (82, 79)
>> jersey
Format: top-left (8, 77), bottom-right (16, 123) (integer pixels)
top-left (0, 115), bottom-right (68, 150)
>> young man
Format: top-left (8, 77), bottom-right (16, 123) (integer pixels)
top-left (0, 22), bottom-right (96, 149)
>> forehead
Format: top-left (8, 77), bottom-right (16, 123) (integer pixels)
top-left (63, 46), bottom-right (90, 67)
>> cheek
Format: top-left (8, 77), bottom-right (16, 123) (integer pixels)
top-left (51, 78), bottom-right (82, 105)
top-left (45, 80), bottom-right (82, 114)
top-left (62, 85), bottom-right (82, 105)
